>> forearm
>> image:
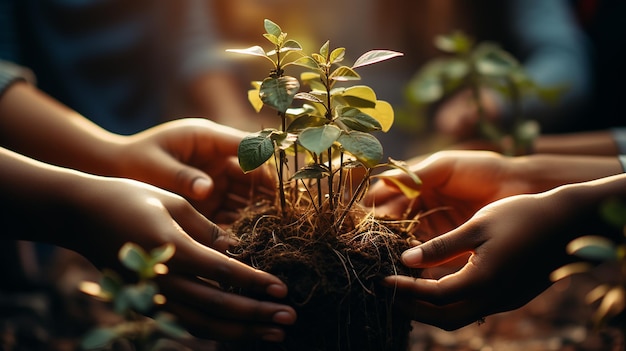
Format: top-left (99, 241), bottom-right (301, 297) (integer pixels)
top-left (0, 81), bottom-right (126, 175)
top-left (0, 146), bottom-right (88, 243)
top-left (533, 130), bottom-right (619, 156)
top-left (509, 153), bottom-right (624, 193)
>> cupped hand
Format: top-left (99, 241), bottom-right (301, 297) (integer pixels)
top-left (60, 175), bottom-right (295, 342)
top-left (384, 184), bottom-right (608, 331)
top-left (114, 118), bottom-right (275, 222)
top-left (364, 150), bottom-right (533, 239)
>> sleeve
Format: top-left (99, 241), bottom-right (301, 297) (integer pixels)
top-left (174, 0), bottom-right (231, 83)
top-left (612, 128), bottom-right (626, 172)
top-left (505, 0), bottom-right (592, 128)
top-left (0, 60), bottom-right (36, 99)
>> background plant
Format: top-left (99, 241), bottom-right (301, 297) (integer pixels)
top-left (405, 31), bottom-right (564, 155)
top-left (78, 242), bottom-right (190, 351)
top-left (228, 19), bottom-right (420, 231)
top-left (550, 198), bottom-right (626, 336)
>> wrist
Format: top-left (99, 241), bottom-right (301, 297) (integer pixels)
top-left (510, 154), bottom-right (624, 193)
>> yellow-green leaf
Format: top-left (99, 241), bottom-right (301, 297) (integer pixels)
top-left (359, 100), bottom-right (394, 132)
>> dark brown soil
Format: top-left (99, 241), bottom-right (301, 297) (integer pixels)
top-left (220, 200), bottom-right (421, 351)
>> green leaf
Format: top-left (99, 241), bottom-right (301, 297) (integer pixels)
top-left (238, 130), bottom-right (277, 173)
top-left (434, 31), bottom-right (473, 54)
top-left (280, 39), bottom-right (303, 53)
top-left (601, 197), bottom-right (626, 229)
top-left (287, 115), bottom-right (327, 132)
top-left (154, 312), bottom-right (192, 339)
top-left (293, 56), bottom-right (320, 70)
top-left (264, 19), bottom-right (282, 37)
top-left (150, 243), bottom-right (175, 264)
top-left (80, 328), bottom-right (117, 350)
top-left (290, 164), bottom-right (330, 180)
top-left (119, 282), bottom-right (158, 313)
top-left (118, 243), bottom-right (149, 273)
top-left (299, 125), bottom-right (342, 154)
top-left (259, 76), bottom-right (300, 113)
top-left (335, 106), bottom-right (381, 132)
top-left (473, 43), bottom-right (519, 77)
top-left (566, 235), bottom-right (618, 261)
top-left (338, 131), bottom-right (383, 168)
top-left (100, 269), bottom-right (123, 297)
top-left (352, 50), bottom-right (404, 69)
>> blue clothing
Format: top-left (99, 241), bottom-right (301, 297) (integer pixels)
top-left (0, 0), bottom-right (225, 134)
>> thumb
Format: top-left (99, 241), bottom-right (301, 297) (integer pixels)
top-left (401, 226), bottom-right (477, 268)
top-left (158, 156), bottom-right (215, 201)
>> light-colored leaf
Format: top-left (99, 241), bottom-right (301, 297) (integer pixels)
top-left (352, 50), bottom-right (404, 69)
top-left (549, 262), bottom-right (593, 282)
top-left (359, 100), bottom-right (394, 132)
top-left (287, 115), bottom-right (327, 132)
top-left (330, 66), bottom-right (360, 81)
top-left (330, 47), bottom-right (346, 64)
top-left (566, 235), bottom-right (618, 261)
top-left (226, 46), bottom-right (269, 58)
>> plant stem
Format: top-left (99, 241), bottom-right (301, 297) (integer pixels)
top-left (335, 168), bottom-right (371, 232)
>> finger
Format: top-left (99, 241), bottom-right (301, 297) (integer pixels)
top-left (155, 149), bottom-right (215, 201)
top-left (165, 300), bottom-right (288, 342)
top-left (401, 223), bottom-right (483, 267)
top-left (169, 200), bottom-right (234, 251)
top-left (384, 260), bottom-right (486, 306)
top-left (158, 274), bottom-right (296, 325)
top-left (171, 239), bottom-right (289, 299)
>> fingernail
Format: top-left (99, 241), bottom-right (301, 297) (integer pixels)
top-left (273, 310), bottom-right (296, 325)
top-left (266, 283), bottom-right (288, 298)
top-left (402, 247), bottom-right (423, 266)
top-left (192, 178), bottom-right (211, 197)
top-left (262, 328), bottom-right (285, 342)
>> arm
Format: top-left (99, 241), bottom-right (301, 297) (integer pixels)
top-left (0, 80), bottom-right (275, 217)
top-left (385, 173), bottom-right (626, 330)
top-left (0, 146), bottom-right (295, 341)
top-left (364, 150), bottom-right (623, 238)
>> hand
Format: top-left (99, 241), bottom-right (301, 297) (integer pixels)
top-left (433, 88), bottom-right (501, 140)
top-left (384, 185), bottom-right (606, 330)
top-left (383, 174), bottom-right (626, 330)
top-left (55, 175), bottom-right (295, 342)
top-left (114, 118), bottom-right (275, 222)
top-left (364, 150), bottom-right (531, 239)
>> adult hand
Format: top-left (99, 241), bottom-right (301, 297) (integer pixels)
top-left (113, 118), bottom-right (275, 222)
top-left (55, 175), bottom-right (295, 342)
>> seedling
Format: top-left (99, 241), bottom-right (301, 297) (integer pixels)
top-left (79, 242), bottom-right (190, 350)
top-left (405, 31), bottom-right (564, 155)
top-left (228, 19), bottom-right (420, 230)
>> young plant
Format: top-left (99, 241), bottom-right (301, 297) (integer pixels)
top-left (78, 242), bottom-right (190, 350)
top-left (405, 31), bottom-right (563, 155)
top-left (228, 19), bottom-right (420, 231)
top-left (550, 198), bottom-right (626, 334)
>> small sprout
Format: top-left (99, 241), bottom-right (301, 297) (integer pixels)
top-left (566, 235), bottom-right (618, 261)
